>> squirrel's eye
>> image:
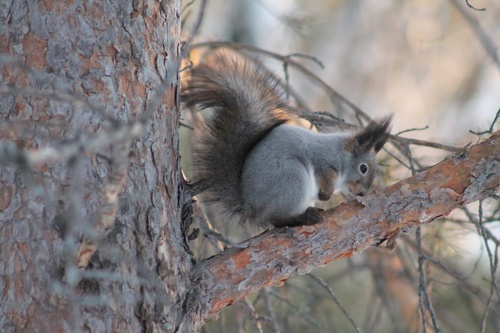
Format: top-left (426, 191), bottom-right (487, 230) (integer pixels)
top-left (359, 163), bottom-right (368, 174)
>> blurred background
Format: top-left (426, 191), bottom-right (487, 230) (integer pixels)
top-left (181, 0), bottom-right (500, 332)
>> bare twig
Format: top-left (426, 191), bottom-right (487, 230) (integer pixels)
top-left (449, 0), bottom-right (499, 70)
top-left (416, 227), bottom-right (443, 333)
top-left (262, 289), bottom-right (282, 333)
top-left (307, 274), bottom-right (362, 333)
top-left (465, 0), bottom-right (486, 11)
top-left (302, 112), bottom-right (463, 152)
top-left (391, 134), bottom-right (463, 153)
top-left (404, 236), bottom-right (493, 306)
top-left (191, 41), bottom-right (372, 122)
top-left (462, 206), bottom-right (500, 246)
top-left (383, 148), bottom-right (413, 170)
top-left (268, 290), bottom-right (331, 331)
top-left (193, 204), bottom-right (245, 252)
top-left (477, 200), bottom-right (500, 333)
top-left (368, 256), bottom-right (403, 332)
top-left (181, 0), bottom-right (195, 15)
top-left (181, 0), bottom-right (208, 59)
top-left (470, 109), bottom-right (500, 136)
top-left (362, 294), bottom-right (384, 332)
top-left (395, 125), bottom-right (430, 136)
top-left (241, 298), bottom-right (264, 333)
top-left (417, 229), bottom-right (429, 333)
top-left (284, 53), bottom-right (324, 69)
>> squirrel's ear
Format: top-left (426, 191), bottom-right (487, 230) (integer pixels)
top-left (353, 115), bottom-right (393, 154)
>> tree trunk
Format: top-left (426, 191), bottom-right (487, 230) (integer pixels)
top-left (0, 1), bottom-right (191, 332)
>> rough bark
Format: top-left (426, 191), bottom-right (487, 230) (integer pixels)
top-left (0, 1), bottom-right (190, 332)
top-left (182, 131), bottom-right (500, 329)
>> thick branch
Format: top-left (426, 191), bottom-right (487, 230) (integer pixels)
top-left (185, 131), bottom-right (499, 328)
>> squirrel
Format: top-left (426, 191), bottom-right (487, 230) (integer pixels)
top-left (182, 53), bottom-right (392, 228)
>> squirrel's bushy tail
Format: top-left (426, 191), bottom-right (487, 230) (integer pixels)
top-left (182, 53), bottom-right (290, 224)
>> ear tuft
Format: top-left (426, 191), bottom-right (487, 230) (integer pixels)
top-left (354, 115), bottom-right (393, 154)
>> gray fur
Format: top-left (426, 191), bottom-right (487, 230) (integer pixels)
top-left (182, 53), bottom-right (392, 228)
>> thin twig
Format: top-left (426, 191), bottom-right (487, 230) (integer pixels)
top-left (243, 55), bottom-right (312, 112)
top-left (369, 256), bottom-right (403, 332)
top-left (280, 52), bottom-right (324, 101)
top-left (268, 290), bottom-right (331, 331)
top-left (465, 0), bottom-right (486, 11)
top-left (416, 227), bottom-right (443, 333)
top-left (470, 109), bottom-right (500, 135)
top-left (181, 0), bottom-right (208, 59)
top-left (307, 274), bottom-right (362, 333)
top-left (449, 0), bottom-right (499, 70)
top-left (262, 289), bottom-right (282, 333)
top-left (181, 0), bottom-right (195, 15)
top-left (383, 147), bottom-right (413, 170)
top-left (404, 143), bottom-right (417, 176)
top-left (285, 53), bottom-right (324, 69)
top-left (477, 200), bottom-right (500, 333)
top-left (417, 228), bottom-right (429, 333)
top-left (462, 206), bottom-right (500, 246)
top-left (241, 298), bottom-right (264, 333)
top-left (362, 293), bottom-right (384, 332)
top-left (191, 41), bottom-right (372, 122)
top-left (195, 207), bottom-right (228, 252)
top-left (404, 235), bottom-right (494, 306)
top-left (392, 134), bottom-right (463, 153)
top-left (395, 125), bottom-right (429, 136)
top-left (302, 112), bottom-right (463, 152)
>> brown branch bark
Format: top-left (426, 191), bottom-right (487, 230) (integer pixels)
top-left (183, 131), bottom-right (500, 330)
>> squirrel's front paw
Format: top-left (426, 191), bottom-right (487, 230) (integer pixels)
top-left (271, 207), bottom-right (324, 227)
top-left (303, 207), bottom-right (324, 225)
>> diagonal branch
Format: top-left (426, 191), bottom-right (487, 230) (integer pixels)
top-left (183, 131), bottom-right (500, 328)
